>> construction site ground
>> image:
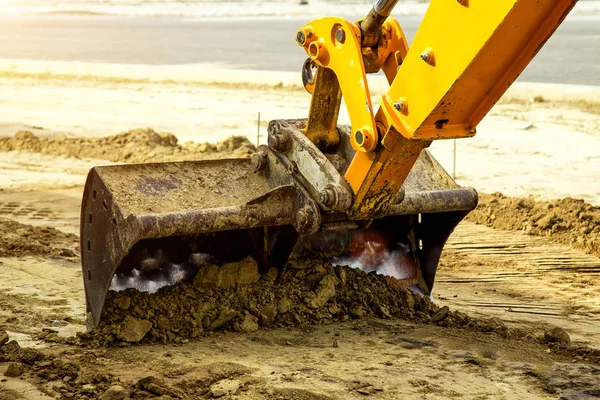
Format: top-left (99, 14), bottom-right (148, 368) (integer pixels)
top-left (1, 73), bottom-right (599, 399)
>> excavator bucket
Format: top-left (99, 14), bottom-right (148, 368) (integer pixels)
top-left (81, 121), bottom-right (477, 328)
top-left (81, 0), bottom-right (575, 328)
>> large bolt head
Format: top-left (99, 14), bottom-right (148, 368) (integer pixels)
top-left (420, 49), bottom-right (434, 65)
top-left (393, 101), bottom-right (405, 112)
top-left (268, 132), bottom-right (289, 151)
top-left (354, 130), bottom-right (364, 145)
top-left (296, 207), bottom-right (316, 234)
top-left (335, 28), bottom-right (346, 44)
top-left (319, 187), bottom-right (337, 207)
top-left (267, 120), bottom-right (283, 136)
top-left (251, 150), bottom-right (267, 172)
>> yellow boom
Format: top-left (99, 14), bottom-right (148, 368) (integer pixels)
top-left (81, 0), bottom-right (577, 328)
top-left (296, 0), bottom-right (576, 218)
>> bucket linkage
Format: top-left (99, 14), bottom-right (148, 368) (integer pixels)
top-left (81, 120), bottom-right (477, 328)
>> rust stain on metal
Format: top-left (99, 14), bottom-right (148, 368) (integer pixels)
top-left (134, 175), bottom-right (182, 197)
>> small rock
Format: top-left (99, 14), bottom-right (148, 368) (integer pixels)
top-left (405, 292), bottom-right (416, 311)
top-left (536, 213), bottom-right (557, 230)
top-left (81, 384), bottom-right (97, 394)
top-left (221, 256), bottom-right (261, 288)
top-left (4, 362), bottom-right (24, 377)
top-left (44, 333), bottom-right (60, 343)
top-left (234, 256), bottom-right (261, 286)
top-left (19, 348), bottom-right (45, 365)
top-left (37, 361), bottom-right (52, 369)
top-left (328, 303), bottom-right (341, 315)
top-left (532, 95), bottom-right (545, 103)
top-left (265, 267), bottom-right (279, 283)
top-left (431, 306), bottom-right (450, 323)
top-left (350, 306), bottom-right (365, 318)
top-left (544, 327), bottom-right (571, 345)
top-left (278, 297), bottom-right (292, 314)
top-left (117, 316), bottom-right (152, 343)
top-left (137, 376), bottom-right (181, 397)
top-left (100, 385), bottom-right (131, 400)
top-left (210, 379), bottom-right (240, 397)
top-left (0, 330), bottom-right (8, 346)
top-left (193, 264), bottom-right (222, 289)
top-left (338, 268), bottom-right (347, 285)
top-left (488, 317), bottom-right (507, 331)
top-left (132, 390), bottom-right (153, 398)
top-left (114, 296), bottom-right (131, 310)
top-left (357, 388), bottom-right (371, 395)
top-left (238, 314), bottom-right (259, 333)
top-left (14, 130), bottom-right (37, 141)
top-left (308, 275), bottom-right (338, 308)
top-left (379, 305), bottom-right (392, 319)
top-left (259, 304), bottom-right (278, 326)
top-left (209, 308), bottom-right (238, 330)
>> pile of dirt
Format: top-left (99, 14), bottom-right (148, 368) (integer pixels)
top-left (0, 129), bottom-right (255, 163)
top-left (2, 329), bottom-right (336, 400)
top-left (0, 334), bottom-right (173, 399)
top-left (5, 325), bottom-right (600, 400)
top-left (0, 218), bottom-right (78, 258)
top-left (467, 192), bottom-right (600, 258)
top-left (78, 257), bottom-right (526, 347)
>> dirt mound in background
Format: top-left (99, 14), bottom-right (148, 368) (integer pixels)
top-left (467, 193), bottom-right (600, 258)
top-left (0, 218), bottom-right (78, 258)
top-left (78, 257), bottom-right (527, 348)
top-left (0, 129), bottom-right (255, 163)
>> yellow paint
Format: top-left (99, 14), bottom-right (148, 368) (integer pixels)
top-left (298, 18), bottom-right (378, 152)
top-left (344, 151), bottom-right (376, 193)
top-left (296, 0), bottom-right (576, 208)
top-left (383, 0), bottom-right (577, 140)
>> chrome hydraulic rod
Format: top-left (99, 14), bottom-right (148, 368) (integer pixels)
top-left (361, 0), bottom-right (400, 46)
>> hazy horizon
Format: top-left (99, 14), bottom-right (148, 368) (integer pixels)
top-left (2, 0), bottom-right (599, 18)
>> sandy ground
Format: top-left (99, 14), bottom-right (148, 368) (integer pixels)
top-left (1, 72), bottom-right (599, 204)
top-left (0, 71), bottom-right (599, 399)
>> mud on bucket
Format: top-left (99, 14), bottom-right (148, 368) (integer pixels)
top-left (81, 150), bottom-right (476, 328)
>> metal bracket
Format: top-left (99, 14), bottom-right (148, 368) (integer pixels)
top-left (267, 119), bottom-right (353, 213)
top-left (296, 17), bottom-right (378, 152)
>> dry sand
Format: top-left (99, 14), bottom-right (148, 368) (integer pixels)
top-left (0, 69), bottom-right (599, 399)
top-left (1, 71), bottom-right (599, 204)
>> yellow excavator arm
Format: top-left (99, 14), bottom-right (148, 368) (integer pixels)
top-left (81, 0), bottom-right (577, 328)
top-left (296, 0), bottom-right (577, 219)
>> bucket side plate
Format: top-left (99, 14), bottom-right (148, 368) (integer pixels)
top-left (80, 157), bottom-right (319, 328)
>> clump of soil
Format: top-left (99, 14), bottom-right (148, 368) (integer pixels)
top-left (467, 192), bottom-right (600, 258)
top-left (0, 218), bottom-right (78, 258)
top-left (0, 335), bottom-right (116, 399)
top-left (0, 129), bottom-right (255, 163)
top-left (79, 257), bottom-right (526, 347)
top-left (1, 331), bottom-right (253, 399)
